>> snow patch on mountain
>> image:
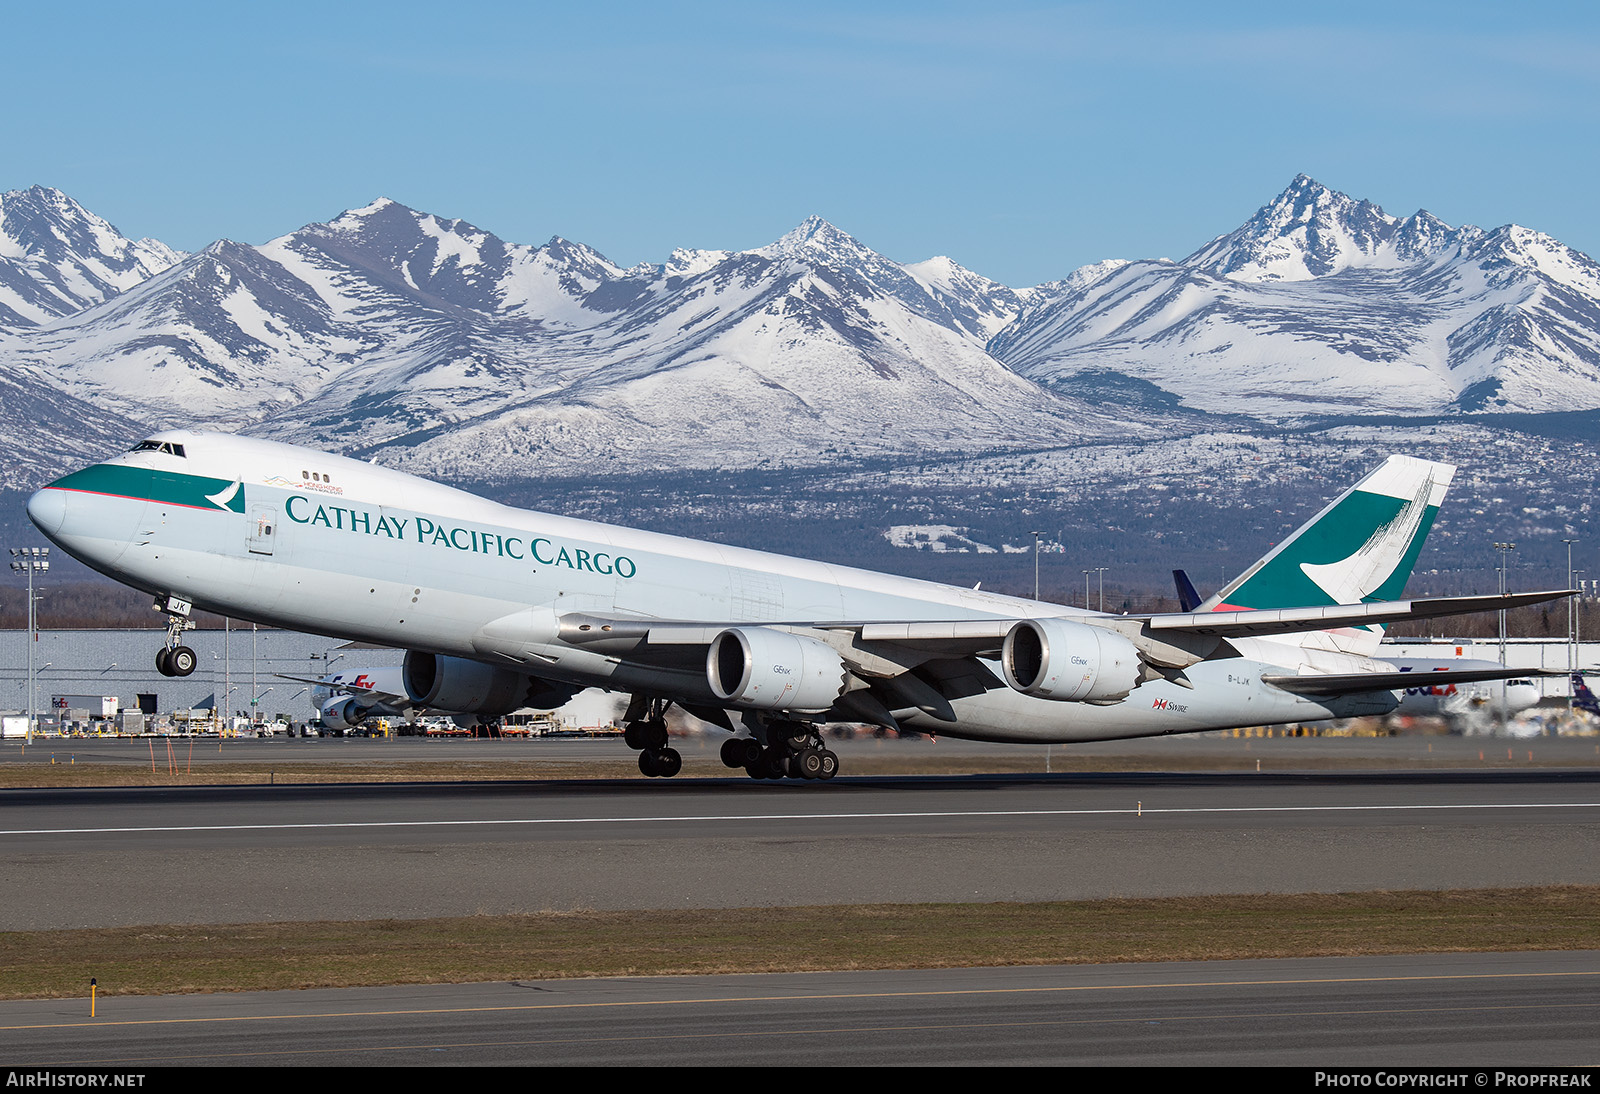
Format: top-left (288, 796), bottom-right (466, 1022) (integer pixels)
top-left (0, 186), bottom-right (182, 327)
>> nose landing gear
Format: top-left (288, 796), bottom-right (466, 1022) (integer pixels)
top-left (153, 595), bottom-right (198, 678)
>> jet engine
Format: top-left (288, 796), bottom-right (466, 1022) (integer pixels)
top-left (402, 651), bottom-right (580, 715)
top-left (1001, 618), bottom-right (1141, 703)
top-left (706, 627), bottom-right (849, 713)
top-left (320, 695), bottom-right (370, 731)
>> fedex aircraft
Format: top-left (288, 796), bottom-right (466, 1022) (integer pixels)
top-left (300, 668), bottom-right (415, 733)
top-left (1391, 663), bottom-right (1540, 720)
top-left (25, 431), bottom-right (1567, 779)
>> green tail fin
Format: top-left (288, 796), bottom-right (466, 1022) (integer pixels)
top-left (1201, 455), bottom-right (1453, 652)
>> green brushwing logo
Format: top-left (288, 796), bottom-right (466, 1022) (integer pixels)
top-left (51, 465), bottom-right (247, 513)
top-left (1220, 477), bottom-right (1440, 613)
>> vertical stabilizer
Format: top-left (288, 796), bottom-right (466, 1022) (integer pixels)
top-left (1199, 455), bottom-right (1454, 655)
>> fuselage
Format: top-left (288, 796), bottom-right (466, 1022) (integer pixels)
top-left (27, 430), bottom-right (1390, 743)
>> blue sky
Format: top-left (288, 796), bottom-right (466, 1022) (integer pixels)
top-left (5, 1), bottom-right (1597, 286)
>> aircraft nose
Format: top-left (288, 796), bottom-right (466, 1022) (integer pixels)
top-left (26, 488), bottom-right (66, 537)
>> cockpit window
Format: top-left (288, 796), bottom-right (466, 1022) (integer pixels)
top-left (1508, 679), bottom-right (1534, 687)
top-left (131, 440), bottom-right (187, 458)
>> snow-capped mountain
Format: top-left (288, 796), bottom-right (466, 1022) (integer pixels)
top-left (1183, 174), bottom-right (1478, 281)
top-left (0, 186), bottom-right (182, 327)
top-left (991, 175), bottom-right (1600, 417)
top-left (6, 176), bottom-right (1600, 491)
top-left (2, 196), bottom-right (1163, 482)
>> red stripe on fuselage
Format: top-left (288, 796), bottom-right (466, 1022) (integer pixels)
top-left (48, 486), bottom-right (223, 513)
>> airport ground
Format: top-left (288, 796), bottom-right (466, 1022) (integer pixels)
top-left (5, 952), bottom-right (1597, 1067)
top-left (5, 724), bottom-right (1600, 786)
top-left (4, 732), bottom-right (1599, 1065)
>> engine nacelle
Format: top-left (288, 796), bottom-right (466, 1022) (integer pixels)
top-left (403, 651), bottom-right (580, 715)
top-left (706, 628), bottom-right (849, 713)
top-left (320, 695), bottom-right (369, 731)
top-left (1001, 618), bottom-right (1141, 703)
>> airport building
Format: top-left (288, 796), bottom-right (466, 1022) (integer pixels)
top-left (0, 628), bottom-right (402, 725)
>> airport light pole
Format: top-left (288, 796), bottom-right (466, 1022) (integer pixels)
top-left (252, 686), bottom-right (273, 728)
top-left (1031, 531), bottom-right (1044, 601)
top-left (10, 548), bottom-right (49, 742)
top-left (1494, 542), bottom-right (1516, 666)
top-left (1082, 570), bottom-right (1091, 610)
top-left (1094, 566), bottom-right (1108, 613)
top-left (1565, 540), bottom-right (1578, 673)
top-left (1575, 571), bottom-right (1586, 677)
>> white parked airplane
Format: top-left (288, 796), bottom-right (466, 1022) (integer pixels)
top-left (25, 431), bottom-right (1569, 779)
top-left (284, 665), bottom-right (524, 734)
top-left (292, 667), bottom-right (420, 733)
top-left (1392, 662), bottom-right (1541, 721)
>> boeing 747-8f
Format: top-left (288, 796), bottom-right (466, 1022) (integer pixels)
top-left (25, 431), bottom-right (1569, 778)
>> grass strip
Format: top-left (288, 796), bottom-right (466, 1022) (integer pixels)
top-left (4, 887), bottom-right (1598, 1000)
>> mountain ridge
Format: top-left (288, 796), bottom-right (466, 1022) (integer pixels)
top-left (3, 178), bottom-right (1600, 491)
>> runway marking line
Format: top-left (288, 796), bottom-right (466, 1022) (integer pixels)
top-left (3, 968), bottom-right (1598, 1032)
top-left (4, 800), bottom-right (1600, 837)
top-left (24, 999), bottom-right (1600, 1065)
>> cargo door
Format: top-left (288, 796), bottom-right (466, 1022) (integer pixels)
top-left (248, 504), bottom-right (278, 555)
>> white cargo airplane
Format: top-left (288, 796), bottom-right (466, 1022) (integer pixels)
top-left (25, 431), bottom-right (1569, 779)
top-left (1392, 663), bottom-right (1541, 721)
top-left (287, 665), bottom-right (518, 734)
top-left (295, 667), bottom-right (419, 733)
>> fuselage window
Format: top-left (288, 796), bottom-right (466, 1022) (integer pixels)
top-left (302, 471), bottom-right (310, 480)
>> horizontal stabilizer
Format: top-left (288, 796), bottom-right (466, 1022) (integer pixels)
top-left (1264, 665), bottom-right (1563, 696)
top-left (1144, 590), bottom-right (1574, 639)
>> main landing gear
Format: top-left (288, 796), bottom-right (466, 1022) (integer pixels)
top-left (621, 697), bottom-right (681, 778)
top-left (721, 720), bottom-right (839, 781)
top-left (154, 596), bottom-right (198, 678)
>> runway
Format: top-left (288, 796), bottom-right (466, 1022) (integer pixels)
top-left (4, 952), bottom-right (1596, 1066)
top-left (4, 765), bottom-right (1600, 929)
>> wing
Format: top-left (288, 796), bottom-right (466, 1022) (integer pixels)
top-left (465, 589), bottom-right (1573, 728)
top-left (1263, 666), bottom-right (1563, 696)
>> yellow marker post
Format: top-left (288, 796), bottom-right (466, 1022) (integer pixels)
top-left (90, 977), bottom-right (96, 1017)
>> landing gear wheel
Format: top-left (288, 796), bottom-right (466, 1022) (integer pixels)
top-left (817, 750), bottom-right (839, 780)
top-left (721, 737), bottom-right (761, 768)
top-left (168, 645), bottom-right (197, 677)
top-left (156, 648), bottom-right (174, 677)
top-left (624, 718), bottom-right (669, 751)
top-left (655, 747), bottom-right (681, 777)
top-left (795, 749), bottom-right (824, 780)
top-left (639, 747), bottom-right (683, 778)
top-left (772, 723), bottom-right (811, 751)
